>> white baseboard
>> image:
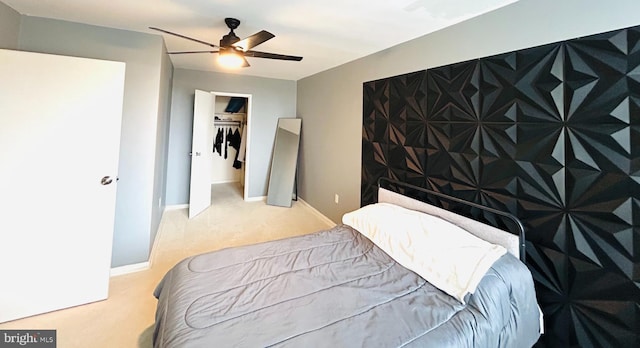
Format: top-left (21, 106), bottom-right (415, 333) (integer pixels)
top-left (111, 207), bottom-right (168, 277)
top-left (245, 195), bottom-right (266, 202)
top-left (148, 214), bottom-right (165, 268)
top-left (165, 204), bottom-right (188, 211)
top-left (211, 179), bottom-right (240, 184)
top-left (297, 198), bottom-right (337, 228)
top-left (110, 261), bottom-right (150, 277)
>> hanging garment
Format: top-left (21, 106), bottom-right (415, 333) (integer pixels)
top-left (237, 125), bottom-right (247, 162)
top-left (228, 128), bottom-right (241, 150)
top-left (229, 128), bottom-right (243, 169)
top-left (225, 127), bottom-right (233, 159)
top-left (213, 127), bottom-right (224, 156)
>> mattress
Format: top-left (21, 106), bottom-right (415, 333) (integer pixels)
top-left (153, 224), bottom-right (541, 347)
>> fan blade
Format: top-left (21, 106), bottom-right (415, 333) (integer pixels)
top-left (149, 27), bottom-right (218, 48)
top-left (232, 30), bottom-right (275, 51)
top-left (245, 50), bottom-right (303, 61)
top-left (168, 50), bottom-right (218, 54)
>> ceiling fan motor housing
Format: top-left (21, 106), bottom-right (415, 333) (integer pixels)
top-left (220, 33), bottom-right (240, 47)
top-left (221, 18), bottom-right (241, 47)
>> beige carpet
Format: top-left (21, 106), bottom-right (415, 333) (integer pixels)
top-left (0, 183), bottom-right (334, 347)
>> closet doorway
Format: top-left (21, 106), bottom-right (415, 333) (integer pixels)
top-left (189, 90), bottom-right (252, 218)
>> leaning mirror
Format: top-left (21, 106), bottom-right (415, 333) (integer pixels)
top-left (266, 118), bottom-right (302, 207)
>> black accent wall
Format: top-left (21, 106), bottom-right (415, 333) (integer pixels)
top-left (362, 25), bottom-right (640, 347)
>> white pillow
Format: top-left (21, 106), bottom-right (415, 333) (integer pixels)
top-left (342, 203), bottom-right (506, 303)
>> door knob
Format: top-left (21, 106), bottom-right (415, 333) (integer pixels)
top-left (101, 176), bottom-right (113, 185)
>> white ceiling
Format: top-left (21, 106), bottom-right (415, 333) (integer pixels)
top-left (4, 0), bottom-right (518, 80)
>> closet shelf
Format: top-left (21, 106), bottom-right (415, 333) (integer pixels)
top-left (214, 120), bottom-right (242, 126)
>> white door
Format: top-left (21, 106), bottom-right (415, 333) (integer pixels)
top-left (189, 90), bottom-right (215, 218)
top-left (0, 49), bottom-right (125, 323)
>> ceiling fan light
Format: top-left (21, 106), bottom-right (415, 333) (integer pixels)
top-left (218, 49), bottom-right (244, 68)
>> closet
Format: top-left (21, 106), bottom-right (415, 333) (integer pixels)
top-left (212, 96), bottom-right (247, 186)
top-left (189, 91), bottom-right (250, 218)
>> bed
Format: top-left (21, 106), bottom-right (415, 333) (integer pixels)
top-left (153, 179), bottom-right (542, 347)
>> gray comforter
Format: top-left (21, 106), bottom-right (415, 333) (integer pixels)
top-left (153, 224), bottom-right (541, 347)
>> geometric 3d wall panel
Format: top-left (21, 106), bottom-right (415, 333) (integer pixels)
top-left (362, 25), bottom-right (640, 347)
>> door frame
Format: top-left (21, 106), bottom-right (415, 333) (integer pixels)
top-left (211, 91), bottom-right (252, 201)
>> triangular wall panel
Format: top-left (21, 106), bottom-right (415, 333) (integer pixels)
top-left (362, 25), bottom-right (640, 347)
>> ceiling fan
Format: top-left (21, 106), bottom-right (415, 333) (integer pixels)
top-left (150, 18), bottom-right (303, 68)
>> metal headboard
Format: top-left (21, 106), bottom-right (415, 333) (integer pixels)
top-left (377, 177), bottom-right (526, 263)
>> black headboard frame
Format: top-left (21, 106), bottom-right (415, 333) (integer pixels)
top-left (377, 177), bottom-right (526, 263)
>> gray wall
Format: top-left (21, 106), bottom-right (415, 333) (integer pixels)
top-left (297, 0), bottom-right (640, 223)
top-left (166, 68), bottom-right (296, 204)
top-left (0, 1), bottom-right (20, 49)
top-left (150, 42), bottom-right (174, 253)
top-left (18, 16), bottom-right (172, 267)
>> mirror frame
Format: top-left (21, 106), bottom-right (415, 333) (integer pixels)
top-left (266, 118), bottom-right (302, 207)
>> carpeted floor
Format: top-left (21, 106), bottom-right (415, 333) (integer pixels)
top-left (0, 183), bottom-right (334, 347)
